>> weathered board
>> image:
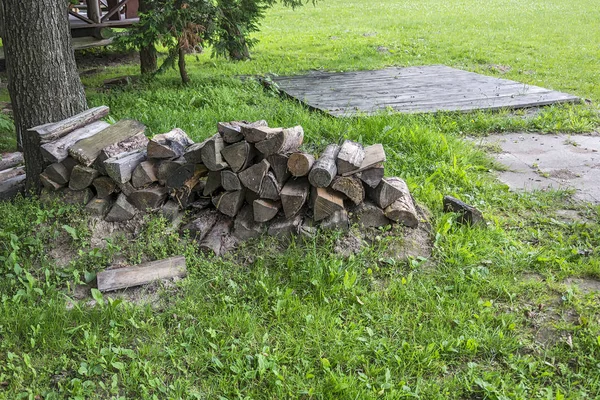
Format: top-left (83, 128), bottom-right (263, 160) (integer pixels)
top-left (271, 65), bottom-right (580, 116)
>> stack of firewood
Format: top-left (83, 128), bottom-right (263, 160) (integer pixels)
top-left (0, 151), bottom-right (25, 200)
top-left (32, 106), bottom-right (420, 255)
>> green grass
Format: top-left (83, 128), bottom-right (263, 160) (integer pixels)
top-left (2, 0), bottom-right (600, 398)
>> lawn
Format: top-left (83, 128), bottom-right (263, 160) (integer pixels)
top-left (1, 0), bottom-right (600, 398)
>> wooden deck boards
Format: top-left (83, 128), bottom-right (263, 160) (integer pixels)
top-left (272, 66), bottom-right (580, 116)
top-left (0, 36), bottom-right (114, 61)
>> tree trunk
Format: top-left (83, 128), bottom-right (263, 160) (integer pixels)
top-left (138, 0), bottom-right (157, 75)
top-left (2, 0), bottom-right (87, 193)
top-left (178, 46), bottom-right (190, 84)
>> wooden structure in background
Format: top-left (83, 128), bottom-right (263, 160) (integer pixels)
top-left (69, 0), bottom-right (139, 31)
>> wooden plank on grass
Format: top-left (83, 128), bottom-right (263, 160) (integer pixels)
top-left (30, 106), bottom-right (110, 143)
top-left (97, 255), bottom-right (187, 292)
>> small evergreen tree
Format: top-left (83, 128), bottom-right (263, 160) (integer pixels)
top-left (122, 0), bottom-right (313, 83)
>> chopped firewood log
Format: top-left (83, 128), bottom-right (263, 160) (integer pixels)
top-left (267, 213), bottom-right (303, 237)
top-left (0, 152), bottom-right (24, 172)
top-left (367, 177), bottom-right (409, 209)
top-left (203, 171), bottom-right (222, 196)
top-left (117, 181), bottom-right (135, 197)
top-left (147, 128), bottom-right (193, 159)
top-left (244, 126), bottom-right (283, 143)
top-left (259, 172), bottom-right (281, 201)
top-left (253, 199), bottom-right (280, 222)
top-left (129, 185), bottom-right (168, 211)
top-left (97, 255), bottom-right (187, 292)
top-left (320, 210), bottom-right (349, 232)
top-left (331, 175), bottom-right (365, 205)
top-left (40, 173), bottom-right (63, 191)
top-left (161, 200), bottom-right (182, 223)
top-left (93, 176), bottom-right (119, 199)
top-left (266, 153), bottom-right (291, 185)
top-left (200, 134), bottom-right (228, 171)
top-left (61, 157), bottom-right (79, 175)
top-left (95, 132), bottom-right (149, 174)
top-left (170, 168), bottom-right (206, 209)
top-left (69, 165), bottom-right (99, 190)
top-left (220, 141), bottom-right (256, 172)
top-left (131, 160), bottom-right (158, 188)
top-left (312, 186), bottom-right (345, 222)
top-left (85, 197), bottom-right (114, 217)
top-left (189, 197), bottom-right (212, 210)
top-left (350, 201), bottom-right (390, 228)
top-left (69, 119), bottom-right (146, 166)
top-left (218, 120), bottom-right (267, 143)
top-left (356, 163), bottom-right (384, 188)
top-left (104, 150), bottom-right (147, 184)
top-left (199, 218), bottom-right (233, 256)
top-left (171, 186), bottom-right (197, 210)
top-left (336, 140), bottom-right (365, 175)
top-left (43, 163), bottom-right (70, 185)
top-left (0, 166), bottom-right (25, 182)
top-left (61, 187), bottom-right (94, 205)
top-left (385, 197), bottom-right (419, 228)
top-left (157, 158), bottom-right (187, 186)
top-left (443, 195), bottom-right (485, 226)
top-left (255, 126), bottom-right (304, 156)
top-left (308, 144), bottom-right (340, 188)
top-left (288, 152), bottom-right (315, 177)
top-left (31, 106), bottom-right (110, 144)
top-left (181, 208), bottom-right (220, 241)
top-left (166, 164), bottom-right (208, 189)
top-left (245, 189), bottom-right (260, 205)
top-left (221, 170), bottom-right (242, 191)
top-left (183, 139), bottom-right (208, 164)
top-left (40, 121), bottom-right (110, 163)
top-left (238, 159), bottom-right (270, 193)
top-left (280, 178), bottom-right (310, 219)
top-left (212, 190), bottom-right (245, 217)
top-left (341, 144), bottom-right (386, 176)
top-left (233, 205), bottom-right (264, 241)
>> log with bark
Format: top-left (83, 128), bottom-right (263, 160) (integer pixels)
top-left (244, 126), bottom-right (282, 144)
top-left (255, 126), bottom-right (304, 156)
top-left (253, 199), bottom-right (280, 222)
top-left (199, 218), bottom-right (233, 256)
top-left (182, 208), bottom-right (220, 241)
top-left (331, 175), bottom-right (365, 205)
top-left (341, 144), bottom-right (386, 176)
top-left (238, 159), bottom-right (270, 193)
top-left (0, 152), bottom-right (24, 172)
top-left (93, 176), bottom-right (119, 199)
top-left (43, 163), bottom-right (70, 185)
top-left (258, 172), bottom-right (281, 201)
top-left (40, 121), bottom-right (111, 163)
top-left (69, 164), bottom-right (100, 191)
top-left (337, 140), bottom-right (365, 175)
top-left (212, 190), bottom-right (245, 217)
top-left (288, 152), bottom-right (315, 177)
top-left (220, 141), bottom-right (256, 172)
top-left (147, 128), bottom-right (193, 159)
top-left (129, 185), bottom-right (168, 211)
top-left (218, 120), bottom-right (267, 143)
top-left (367, 177), bottom-right (407, 209)
top-left (221, 170), bottom-right (242, 191)
top-left (308, 144), bottom-right (340, 188)
top-left (200, 134), bottom-right (228, 171)
top-left (131, 160), bottom-right (158, 188)
top-left (266, 153), bottom-right (291, 185)
top-left (280, 178), bottom-right (310, 219)
top-left (31, 106), bottom-right (110, 144)
top-left (443, 195), bottom-right (485, 226)
top-left (104, 150), bottom-right (147, 184)
top-left (95, 132), bottom-right (149, 174)
top-left (233, 205), bottom-right (264, 240)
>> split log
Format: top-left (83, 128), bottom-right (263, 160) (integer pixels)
top-left (221, 170), bottom-right (241, 191)
top-left (356, 163), bottom-right (384, 188)
top-left (320, 210), bottom-right (349, 232)
top-left (199, 218), bottom-right (233, 256)
top-left (212, 190), bottom-right (245, 217)
top-left (85, 197), bottom-right (113, 217)
top-left (69, 165), bottom-right (100, 190)
top-left (308, 144), bottom-right (340, 187)
top-left (267, 214), bottom-right (303, 238)
top-left (253, 199), bottom-right (280, 222)
top-left (95, 132), bottom-right (149, 174)
top-left (0, 166), bottom-right (25, 182)
top-left (259, 172), bottom-right (281, 201)
top-left (233, 205), bottom-right (264, 241)
top-left (43, 163), bottom-right (70, 185)
top-left (312, 186), bottom-right (345, 222)
top-left (443, 195), bottom-right (485, 226)
top-left (131, 160), bottom-right (158, 188)
top-left (129, 185), bottom-right (168, 211)
top-left (61, 188), bottom-right (94, 205)
top-left (171, 186), bottom-right (198, 210)
top-left (238, 159), bottom-right (270, 193)
top-left (280, 178), bottom-right (310, 219)
top-left (203, 171), bottom-right (222, 196)
top-left (69, 119), bottom-right (146, 166)
top-left (170, 168), bottom-right (206, 209)
top-left (31, 106), bottom-right (110, 144)
top-left (104, 150), bottom-right (147, 184)
top-left (337, 140), bottom-right (365, 175)
top-left (0, 152), bottom-right (24, 172)
top-left (367, 177), bottom-right (407, 209)
top-left (218, 120), bottom-right (267, 143)
top-left (40, 173), bottom-right (64, 191)
top-left (93, 176), bottom-right (119, 199)
top-left (166, 164), bottom-right (208, 189)
top-left (157, 158), bottom-right (187, 186)
top-left (189, 197), bottom-right (212, 210)
top-left (220, 141), bottom-right (256, 172)
top-left (288, 152), bottom-right (315, 177)
top-left (342, 144), bottom-right (386, 176)
top-left (255, 126), bottom-right (304, 156)
top-left (200, 134), bottom-right (228, 171)
top-left (244, 126), bottom-right (283, 144)
top-left (147, 128), bottom-right (193, 159)
top-left (182, 208), bottom-right (220, 241)
top-left (97, 255), bottom-right (187, 292)
top-left (266, 154), bottom-right (291, 185)
top-left (385, 196), bottom-right (419, 228)
top-left (118, 182), bottom-right (136, 197)
top-left (245, 189), bottom-right (260, 205)
top-left (161, 200), bottom-right (182, 223)
top-left (61, 157), bottom-right (79, 175)
top-left (350, 201), bottom-right (391, 228)
top-left (40, 121), bottom-right (111, 163)
top-left (331, 175), bottom-right (365, 205)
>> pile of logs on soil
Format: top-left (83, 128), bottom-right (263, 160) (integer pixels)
top-left (0, 151), bottom-right (25, 200)
top-left (32, 106), bottom-right (420, 255)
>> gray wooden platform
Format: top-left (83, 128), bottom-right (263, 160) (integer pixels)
top-left (272, 65), bottom-right (580, 116)
top-left (0, 36), bottom-right (114, 61)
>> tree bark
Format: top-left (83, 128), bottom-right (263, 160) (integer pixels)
top-left (138, 0), bottom-right (157, 75)
top-left (2, 0), bottom-right (87, 192)
top-left (178, 46), bottom-right (190, 84)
